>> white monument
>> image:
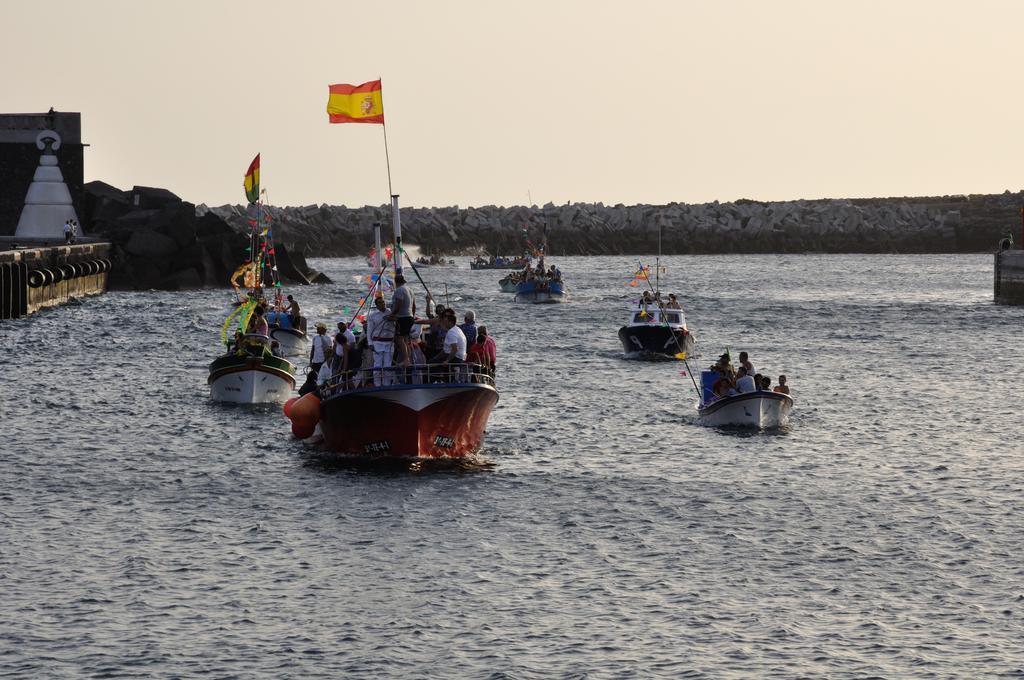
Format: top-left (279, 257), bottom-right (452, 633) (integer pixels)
top-left (14, 130), bottom-right (81, 240)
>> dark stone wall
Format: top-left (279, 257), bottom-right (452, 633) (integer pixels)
top-left (82, 182), bottom-right (329, 290)
top-left (206, 191), bottom-right (1024, 257)
top-left (0, 112), bottom-right (84, 236)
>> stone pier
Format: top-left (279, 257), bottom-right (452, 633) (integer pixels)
top-left (0, 242), bottom-right (111, 320)
top-left (994, 248), bottom-right (1024, 305)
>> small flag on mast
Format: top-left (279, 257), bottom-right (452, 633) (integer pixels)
top-left (327, 80), bottom-right (384, 124)
top-left (244, 154), bottom-right (260, 204)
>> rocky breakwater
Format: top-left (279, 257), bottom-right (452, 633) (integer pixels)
top-left (210, 191), bottom-right (1022, 257)
top-left (83, 182), bottom-right (329, 290)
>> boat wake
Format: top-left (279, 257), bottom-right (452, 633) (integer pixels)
top-left (300, 452), bottom-right (496, 475)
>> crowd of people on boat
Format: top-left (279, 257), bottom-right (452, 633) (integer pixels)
top-left (523, 260), bottom-right (561, 284)
top-left (415, 254), bottom-right (455, 266)
top-left (296, 274), bottom-right (498, 397)
top-left (472, 254), bottom-right (531, 268)
top-left (638, 290), bottom-right (682, 310)
top-left (709, 351), bottom-right (790, 399)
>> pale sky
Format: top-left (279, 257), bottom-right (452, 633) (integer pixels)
top-left (4, 0), bottom-right (1022, 209)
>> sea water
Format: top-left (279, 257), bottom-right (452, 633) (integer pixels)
top-left (1, 254), bottom-right (1022, 677)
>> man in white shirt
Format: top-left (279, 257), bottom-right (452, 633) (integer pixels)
top-left (309, 323), bottom-right (331, 374)
top-left (334, 321), bottom-right (356, 374)
top-left (435, 312), bottom-right (467, 382)
top-left (317, 353), bottom-right (335, 386)
top-left (735, 366), bottom-right (756, 394)
top-left (366, 295), bottom-right (395, 385)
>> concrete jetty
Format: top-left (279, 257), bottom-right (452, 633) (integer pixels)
top-left (0, 242), bottom-right (110, 320)
top-left (995, 248), bottom-right (1024, 305)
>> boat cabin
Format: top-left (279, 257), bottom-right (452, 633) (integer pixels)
top-left (627, 308), bottom-right (687, 329)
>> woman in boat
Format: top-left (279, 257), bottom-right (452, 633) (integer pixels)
top-left (247, 305), bottom-right (269, 337)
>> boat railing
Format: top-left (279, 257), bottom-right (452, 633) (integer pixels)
top-left (320, 362), bottom-right (496, 397)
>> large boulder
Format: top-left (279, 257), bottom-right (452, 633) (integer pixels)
top-left (123, 229), bottom-right (179, 258)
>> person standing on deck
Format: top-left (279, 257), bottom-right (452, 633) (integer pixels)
top-left (459, 310), bottom-right (477, 350)
top-left (478, 326), bottom-right (497, 376)
top-left (309, 323), bottom-right (331, 374)
top-left (367, 295), bottom-right (395, 385)
top-left (334, 322), bottom-right (356, 375)
top-left (285, 295), bottom-right (302, 330)
top-left (739, 351), bottom-right (755, 377)
top-left (389, 274), bottom-right (414, 374)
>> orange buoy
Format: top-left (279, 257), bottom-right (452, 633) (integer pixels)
top-left (291, 420), bottom-right (316, 439)
top-left (283, 396), bottom-right (299, 417)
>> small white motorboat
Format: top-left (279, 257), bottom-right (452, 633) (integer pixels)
top-left (264, 310), bottom-right (308, 358)
top-left (696, 369), bottom-right (793, 428)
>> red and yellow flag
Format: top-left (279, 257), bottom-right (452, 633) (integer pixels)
top-left (244, 153), bottom-right (260, 204)
top-left (327, 80), bottom-right (384, 124)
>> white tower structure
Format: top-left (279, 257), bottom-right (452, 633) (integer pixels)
top-left (14, 130), bottom-right (81, 240)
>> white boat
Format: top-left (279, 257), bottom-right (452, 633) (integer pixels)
top-left (265, 310), bottom-right (308, 357)
top-left (696, 369), bottom-right (792, 427)
top-left (209, 334), bottom-right (296, 404)
top-left (412, 259), bottom-right (457, 269)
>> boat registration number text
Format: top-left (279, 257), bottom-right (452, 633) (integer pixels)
top-left (364, 441), bottom-right (390, 454)
top-left (433, 435), bottom-right (455, 449)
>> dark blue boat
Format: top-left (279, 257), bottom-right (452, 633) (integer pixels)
top-left (514, 278), bottom-right (565, 304)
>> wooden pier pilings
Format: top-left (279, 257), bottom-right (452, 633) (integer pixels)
top-left (0, 242), bottom-right (111, 320)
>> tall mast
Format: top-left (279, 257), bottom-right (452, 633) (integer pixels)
top-left (656, 222), bottom-right (661, 293)
top-left (373, 222), bottom-right (383, 271)
top-left (391, 194), bottom-right (402, 275)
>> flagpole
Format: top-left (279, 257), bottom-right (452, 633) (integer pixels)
top-left (379, 76), bottom-right (393, 198)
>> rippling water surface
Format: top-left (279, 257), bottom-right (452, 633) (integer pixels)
top-left (2, 254), bottom-right (1023, 677)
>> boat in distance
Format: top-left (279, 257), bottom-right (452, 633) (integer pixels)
top-left (514, 278), bottom-right (565, 303)
top-left (618, 306), bottom-right (696, 359)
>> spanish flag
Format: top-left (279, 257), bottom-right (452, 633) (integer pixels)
top-left (244, 154), bottom-right (260, 204)
top-left (327, 80), bottom-right (384, 124)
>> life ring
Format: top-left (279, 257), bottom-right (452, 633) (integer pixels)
top-left (27, 270), bottom-right (45, 288)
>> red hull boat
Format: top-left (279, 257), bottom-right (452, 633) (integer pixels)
top-left (318, 365), bottom-right (499, 458)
